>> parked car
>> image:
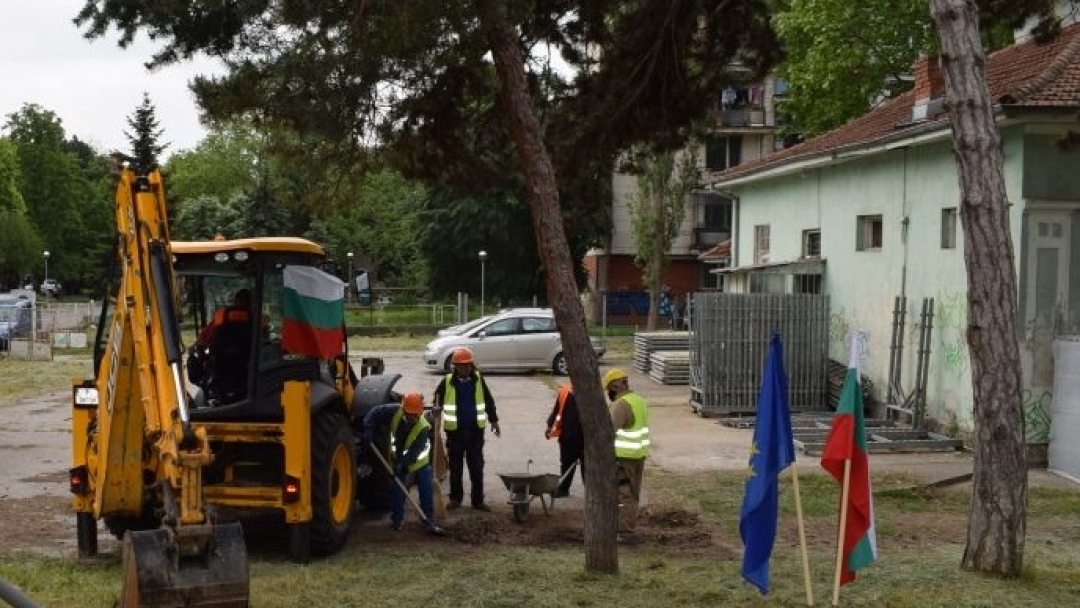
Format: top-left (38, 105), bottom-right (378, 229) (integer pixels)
top-left (0, 297), bottom-right (32, 351)
top-left (424, 308), bottom-right (605, 375)
top-left (437, 315), bottom-right (495, 337)
top-left (40, 278), bottom-right (61, 296)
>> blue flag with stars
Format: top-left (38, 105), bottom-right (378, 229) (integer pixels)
top-left (739, 332), bottom-right (796, 595)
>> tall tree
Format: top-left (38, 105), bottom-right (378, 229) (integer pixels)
top-left (933, 0), bottom-right (1022, 575)
top-left (0, 209), bottom-right (41, 288)
top-left (929, 0), bottom-right (1066, 577)
top-left (124, 92), bottom-right (168, 170)
top-left (626, 149), bottom-right (699, 329)
top-left (4, 104), bottom-right (94, 292)
top-left (75, 0), bottom-right (781, 573)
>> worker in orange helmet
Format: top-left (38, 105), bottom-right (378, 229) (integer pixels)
top-left (362, 392), bottom-right (445, 535)
top-left (433, 347), bottom-right (500, 511)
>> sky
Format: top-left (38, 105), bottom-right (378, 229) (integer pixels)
top-left (0, 1), bottom-right (220, 158)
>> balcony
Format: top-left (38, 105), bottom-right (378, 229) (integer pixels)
top-left (694, 228), bottom-right (729, 250)
top-left (714, 108), bottom-right (766, 127)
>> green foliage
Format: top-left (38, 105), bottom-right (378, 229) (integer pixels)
top-left (171, 194), bottom-right (240, 240)
top-left (123, 92), bottom-right (168, 171)
top-left (0, 209), bottom-right (42, 287)
top-left (627, 149), bottom-right (698, 327)
top-left (4, 104), bottom-right (103, 292)
top-left (773, 0), bottom-right (933, 137)
top-left (74, 0), bottom-right (781, 273)
top-left (163, 122), bottom-right (260, 207)
top-left (308, 169), bottom-right (428, 288)
top-left (0, 138), bottom-right (26, 214)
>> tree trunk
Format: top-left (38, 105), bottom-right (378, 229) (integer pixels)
top-left (647, 181), bottom-right (664, 331)
top-left (479, 1), bottom-right (620, 573)
top-left (930, 0), bottom-right (1027, 576)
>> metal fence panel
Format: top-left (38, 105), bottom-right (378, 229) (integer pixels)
top-left (690, 293), bottom-right (829, 415)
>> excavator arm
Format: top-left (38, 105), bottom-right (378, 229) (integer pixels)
top-left (71, 165), bottom-right (249, 607)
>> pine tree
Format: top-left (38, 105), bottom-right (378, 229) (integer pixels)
top-left (124, 93), bottom-right (169, 172)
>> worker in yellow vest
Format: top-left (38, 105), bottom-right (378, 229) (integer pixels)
top-left (604, 368), bottom-right (650, 544)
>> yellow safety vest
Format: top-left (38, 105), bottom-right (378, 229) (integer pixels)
top-left (390, 408), bottom-right (431, 473)
top-left (440, 372), bottom-right (488, 431)
top-left (614, 392), bottom-right (650, 459)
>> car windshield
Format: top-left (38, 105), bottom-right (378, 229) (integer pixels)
top-left (445, 315), bottom-right (493, 335)
top-left (0, 305), bottom-right (26, 322)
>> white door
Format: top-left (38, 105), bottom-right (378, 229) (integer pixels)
top-left (1025, 211), bottom-right (1072, 387)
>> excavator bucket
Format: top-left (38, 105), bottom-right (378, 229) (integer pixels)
top-left (120, 523), bottom-right (249, 608)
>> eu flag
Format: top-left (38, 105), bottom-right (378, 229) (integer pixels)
top-left (739, 332), bottom-right (796, 594)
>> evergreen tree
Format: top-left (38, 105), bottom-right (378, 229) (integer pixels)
top-left (124, 92), bottom-right (168, 171)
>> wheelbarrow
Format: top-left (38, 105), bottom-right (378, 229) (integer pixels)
top-left (498, 459), bottom-right (578, 523)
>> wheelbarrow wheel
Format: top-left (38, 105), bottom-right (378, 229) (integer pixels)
top-left (512, 502), bottom-right (530, 523)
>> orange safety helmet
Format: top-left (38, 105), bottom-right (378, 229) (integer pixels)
top-left (402, 392), bottom-right (425, 415)
top-left (451, 347), bottom-right (475, 366)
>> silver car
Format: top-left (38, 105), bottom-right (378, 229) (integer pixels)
top-left (424, 308), bottom-right (605, 375)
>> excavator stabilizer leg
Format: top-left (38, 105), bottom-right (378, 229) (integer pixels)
top-left (120, 523), bottom-right (249, 607)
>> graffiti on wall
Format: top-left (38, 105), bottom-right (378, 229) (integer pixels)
top-left (1022, 389), bottom-right (1053, 443)
top-left (829, 310), bottom-right (851, 352)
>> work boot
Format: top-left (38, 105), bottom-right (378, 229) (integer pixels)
top-left (390, 520), bottom-right (403, 531)
top-left (447, 501), bottom-right (461, 510)
top-left (471, 503), bottom-right (491, 512)
top-left (427, 524), bottom-right (448, 537)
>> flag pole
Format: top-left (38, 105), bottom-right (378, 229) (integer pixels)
top-left (790, 465), bottom-right (814, 605)
top-left (831, 458), bottom-right (853, 606)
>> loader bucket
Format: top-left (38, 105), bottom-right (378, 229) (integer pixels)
top-left (120, 523), bottom-right (249, 607)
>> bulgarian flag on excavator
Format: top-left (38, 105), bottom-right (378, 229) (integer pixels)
top-left (282, 265), bottom-right (346, 359)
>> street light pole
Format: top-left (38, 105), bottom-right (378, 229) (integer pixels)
top-left (43, 250), bottom-right (50, 298)
top-left (346, 251), bottom-right (354, 303)
top-left (478, 250), bottom-right (487, 316)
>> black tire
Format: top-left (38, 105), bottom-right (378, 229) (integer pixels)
top-left (512, 501), bottom-right (530, 523)
top-left (443, 354), bottom-right (454, 373)
top-left (309, 409), bottom-right (357, 556)
top-left (552, 352), bottom-right (568, 376)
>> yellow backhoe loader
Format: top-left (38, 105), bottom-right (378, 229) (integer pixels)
top-left (70, 164), bottom-right (398, 606)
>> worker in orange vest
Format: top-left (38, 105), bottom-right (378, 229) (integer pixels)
top-left (545, 384), bottom-right (584, 498)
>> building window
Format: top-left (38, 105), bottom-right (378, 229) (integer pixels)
top-left (705, 135), bottom-right (743, 170)
top-left (754, 224), bottom-right (770, 264)
top-left (793, 274), bottom-right (822, 294)
top-left (856, 215), bottom-right (883, 251)
top-left (802, 229), bottom-right (821, 258)
top-left (941, 208), bottom-right (958, 249)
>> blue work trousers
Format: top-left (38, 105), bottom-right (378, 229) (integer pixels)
top-left (391, 463), bottom-right (435, 527)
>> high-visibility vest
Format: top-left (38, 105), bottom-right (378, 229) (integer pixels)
top-left (614, 392), bottom-right (650, 459)
top-left (390, 408), bottom-right (431, 473)
top-left (440, 372), bottom-right (488, 431)
top-left (549, 384), bottom-right (572, 438)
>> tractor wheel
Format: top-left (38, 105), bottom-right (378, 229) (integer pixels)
top-left (552, 352), bottom-right (569, 376)
top-left (309, 409), bottom-right (357, 556)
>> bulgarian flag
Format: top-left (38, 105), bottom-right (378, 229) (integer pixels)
top-left (820, 332), bottom-right (877, 588)
top-left (282, 265), bottom-right (346, 359)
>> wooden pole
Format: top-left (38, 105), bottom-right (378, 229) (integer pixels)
top-left (432, 407), bottom-right (448, 519)
top-left (832, 459), bottom-right (853, 606)
top-left (790, 465), bottom-right (814, 606)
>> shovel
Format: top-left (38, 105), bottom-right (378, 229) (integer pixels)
top-left (369, 446), bottom-right (447, 536)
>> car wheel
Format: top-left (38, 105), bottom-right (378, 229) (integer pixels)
top-left (552, 352), bottom-right (568, 376)
top-left (443, 354), bottom-right (454, 373)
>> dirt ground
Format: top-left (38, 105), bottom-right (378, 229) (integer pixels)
top-left (1, 351), bottom-right (1074, 560)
